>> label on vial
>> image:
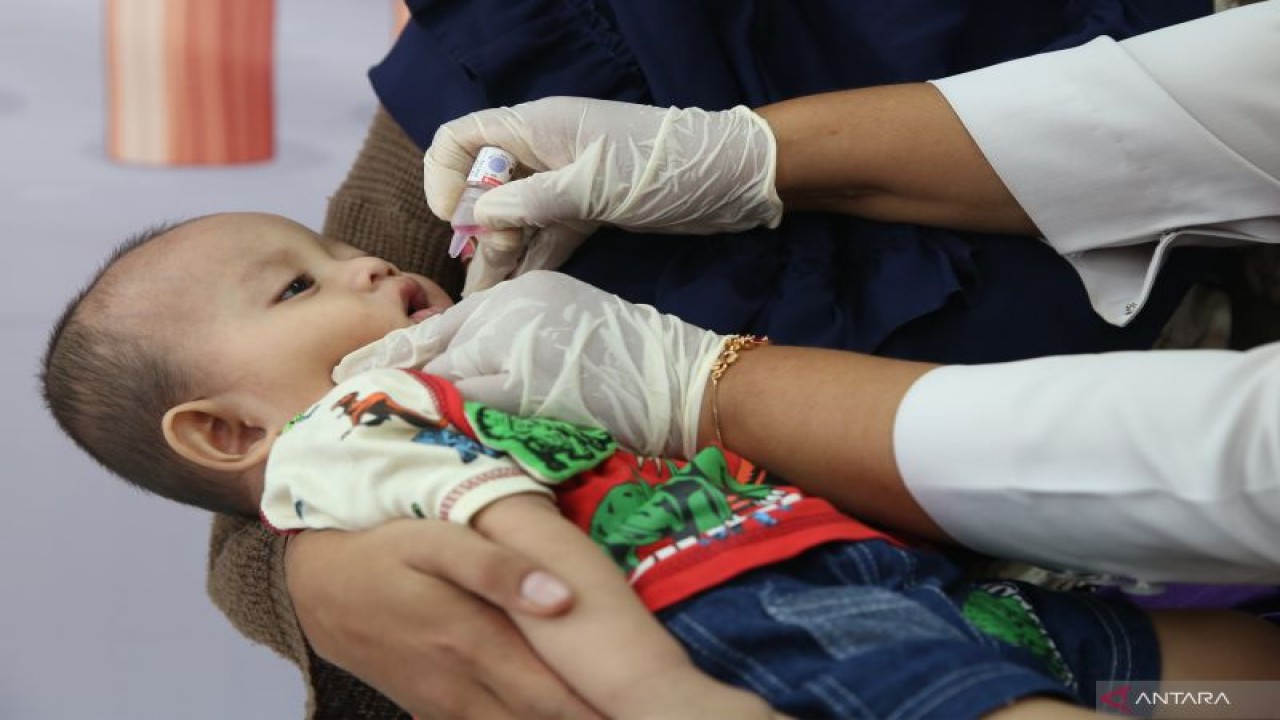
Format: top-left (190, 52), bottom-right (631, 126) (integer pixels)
top-left (466, 146), bottom-right (515, 187)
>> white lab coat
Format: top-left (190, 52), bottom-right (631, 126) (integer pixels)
top-left (933, 0), bottom-right (1280, 326)
top-left (900, 3), bottom-right (1280, 584)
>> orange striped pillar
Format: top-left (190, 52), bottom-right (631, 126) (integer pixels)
top-left (106, 0), bottom-right (275, 165)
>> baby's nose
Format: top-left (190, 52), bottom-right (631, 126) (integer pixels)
top-left (349, 256), bottom-right (398, 286)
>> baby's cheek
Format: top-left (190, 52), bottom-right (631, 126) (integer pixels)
top-left (357, 314), bottom-right (408, 349)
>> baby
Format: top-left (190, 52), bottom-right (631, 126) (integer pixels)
top-left (42, 212), bottom-right (1280, 719)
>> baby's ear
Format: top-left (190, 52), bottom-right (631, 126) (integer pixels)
top-left (163, 399), bottom-right (271, 472)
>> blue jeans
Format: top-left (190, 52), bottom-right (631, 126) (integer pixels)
top-left (658, 540), bottom-right (1159, 719)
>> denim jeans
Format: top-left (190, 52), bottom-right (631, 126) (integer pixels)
top-left (658, 540), bottom-right (1158, 719)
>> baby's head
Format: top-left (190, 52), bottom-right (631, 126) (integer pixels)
top-left (41, 212), bottom-right (452, 517)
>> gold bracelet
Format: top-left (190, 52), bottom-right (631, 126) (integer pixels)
top-left (709, 335), bottom-right (769, 448)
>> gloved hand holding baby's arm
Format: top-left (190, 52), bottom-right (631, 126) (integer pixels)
top-left (423, 97), bottom-right (782, 294)
top-left (334, 271), bottom-right (725, 459)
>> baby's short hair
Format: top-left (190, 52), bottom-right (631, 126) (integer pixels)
top-left (40, 221), bottom-right (254, 518)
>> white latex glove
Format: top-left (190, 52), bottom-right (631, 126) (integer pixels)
top-left (423, 96), bottom-right (782, 295)
top-left (334, 271), bottom-right (726, 458)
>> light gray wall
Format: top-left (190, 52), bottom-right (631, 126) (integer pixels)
top-left (1, 2), bottom-right (401, 717)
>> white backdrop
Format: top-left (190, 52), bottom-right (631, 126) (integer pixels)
top-left (1, 2), bottom-right (402, 717)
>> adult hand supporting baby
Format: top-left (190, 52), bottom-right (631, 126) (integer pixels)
top-left (334, 271), bottom-right (726, 459)
top-left (423, 97), bottom-right (782, 294)
top-left (285, 519), bottom-right (601, 719)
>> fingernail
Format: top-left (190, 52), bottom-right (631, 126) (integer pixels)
top-left (520, 571), bottom-right (570, 607)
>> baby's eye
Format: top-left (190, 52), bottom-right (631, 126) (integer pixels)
top-left (278, 274), bottom-right (314, 301)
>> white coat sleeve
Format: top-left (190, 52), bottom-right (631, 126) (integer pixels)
top-left (261, 368), bottom-right (551, 532)
top-left (894, 342), bottom-right (1280, 584)
top-left (931, 2), bottom-right (1280, 325)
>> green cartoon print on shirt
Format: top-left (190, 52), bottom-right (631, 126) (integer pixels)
top-left (590, 448), bottom-right (779, 572)
top-left (464, 401), bottom-right (615, 481)
top-left (963, 581), bottom-right (1075, 689)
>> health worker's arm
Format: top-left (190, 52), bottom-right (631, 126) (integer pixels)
top-left (353, 273), bottom-right (1280, 585)
top-left (704, 341), bottom-right (1280, 585)
top-left (764, 3), bottom-right (1280, 248)
top-left (428, 5), bottom-right (1280, 302)
top-left (757, 83), bottom-right (1036, 237)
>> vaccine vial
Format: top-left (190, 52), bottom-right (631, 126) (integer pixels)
top-left (449, 146), bottom-right (516, 260)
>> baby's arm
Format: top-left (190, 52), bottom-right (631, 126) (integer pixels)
top-left (263, 368), bottom-right (782, 717)
top-left (472, 492), bottom-right (783, 719)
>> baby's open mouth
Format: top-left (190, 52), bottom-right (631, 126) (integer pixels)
top-left (403, 280), bottom-right (440, 323)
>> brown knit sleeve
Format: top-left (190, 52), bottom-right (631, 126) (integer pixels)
top-left (206, 109), bottom-right (444, 720)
